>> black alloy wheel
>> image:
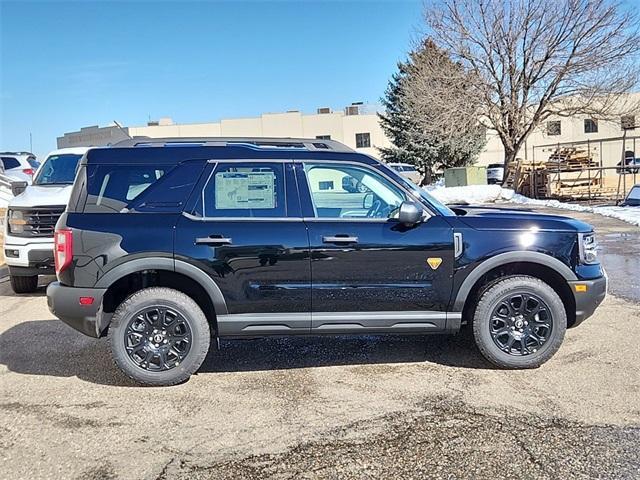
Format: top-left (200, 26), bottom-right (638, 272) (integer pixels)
top-left (489, 293), bottom-right (553, 356)
top-left (124, 306), bottom-right (192, 371)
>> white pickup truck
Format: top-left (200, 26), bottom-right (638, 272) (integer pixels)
top-left (3, 147), bottom-right (89, 293)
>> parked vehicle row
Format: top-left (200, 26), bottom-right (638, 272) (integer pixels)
top-left (3, 147), bottom-right (89, 293)
top-left (0, 151), bottom-right (40, 184)
top-left (32, 137), bottom-right (607, 386)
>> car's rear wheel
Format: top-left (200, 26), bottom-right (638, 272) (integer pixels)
top-left (472, 276), bottom-right (566, 369)
top-left (108, 287), bottom-right (210, 386)
top-left (10, 275), bottom-right (38, 294)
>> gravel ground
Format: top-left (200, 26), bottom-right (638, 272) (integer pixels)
top-left (0, 206), bottom-right (638, 480)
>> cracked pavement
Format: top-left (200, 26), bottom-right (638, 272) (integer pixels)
top-left (0, 206), bottom-right (639, 480)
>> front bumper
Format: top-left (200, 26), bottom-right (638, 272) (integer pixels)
top-left (569, 273), bottom-right (607, 327)
top-left (47, 281), bottom-right (107, 338)
top-left (4, 237), bottom-right (55, 275)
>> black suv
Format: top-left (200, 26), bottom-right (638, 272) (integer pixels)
top-left (47, 138), bottom-right (607, 386)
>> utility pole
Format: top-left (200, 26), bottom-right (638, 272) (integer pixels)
top-left (29, 132), bottom-right (33, 152)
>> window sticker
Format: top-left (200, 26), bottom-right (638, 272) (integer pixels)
top-left (215, 171), bottom-right (276, 209)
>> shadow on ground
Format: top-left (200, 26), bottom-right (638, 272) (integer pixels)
top-left (0, 319), bottom-right (493, 387)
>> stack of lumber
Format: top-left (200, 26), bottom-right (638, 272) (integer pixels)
top-left (507, 147), bottom-right (614, 199)
top-left (545, 147), bottom-right (599, 171)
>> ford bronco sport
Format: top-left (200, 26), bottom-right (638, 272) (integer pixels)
top-left (46, 137), bottom-right (607, 386)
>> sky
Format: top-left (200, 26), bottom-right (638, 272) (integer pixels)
top-left (0, 0), bottom-right (423, 158)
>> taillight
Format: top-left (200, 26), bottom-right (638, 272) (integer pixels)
top-left (23, 168), bottom-right (34, 176)
top-left (54, 229), bottom-right (73, 274)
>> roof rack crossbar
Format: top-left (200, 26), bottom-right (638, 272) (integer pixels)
top-left (113, 136), bottom-right (355, 152)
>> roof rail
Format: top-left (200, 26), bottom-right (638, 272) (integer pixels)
top-left (112, 136), bottom-right (355, 152)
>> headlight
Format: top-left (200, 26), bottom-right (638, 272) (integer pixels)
top-left (578, 232), bottom-right (598, 264)
top-left (7, 210), bottom-right (26, 234)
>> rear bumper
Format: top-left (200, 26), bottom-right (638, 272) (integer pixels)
top-left (569, 273), bottom-right (607, 327)
top-left (46, 281), bottom-right (107, 338)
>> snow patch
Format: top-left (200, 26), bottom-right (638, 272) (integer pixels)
top-left (426, 184), bottom-right (640, 227)
top-left (427, 184), bottom-right (514, 204)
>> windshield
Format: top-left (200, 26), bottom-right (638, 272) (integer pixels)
top-left (33, 154), bottom-right (83, 185)
top-left (627, 186), bottom-right (640, 201)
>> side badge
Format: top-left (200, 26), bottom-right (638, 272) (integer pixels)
top-left (427, 257), bottom-right (442, 270)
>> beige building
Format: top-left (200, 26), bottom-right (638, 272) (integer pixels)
top-left (57, 103), bottom-right (392, 159)
top-left (59, 95), bottom-right (639, 178)
top-left (478, 93), bottom-right (640, 173)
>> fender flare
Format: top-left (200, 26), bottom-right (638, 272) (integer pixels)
top-left (95, 257), bottom-right (228, 315)
top-left (452, 251), bottom-right (577, 311)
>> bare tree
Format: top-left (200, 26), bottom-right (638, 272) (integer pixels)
top-left (425, 0), bottom-right (640, 169)
top-left (401, 39), bottom-right (486, 150)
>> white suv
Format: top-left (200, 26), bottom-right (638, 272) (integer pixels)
top-left (4, 147), bottom-right (89, 293)
top-left (0, 152), bottom-right (40, 184)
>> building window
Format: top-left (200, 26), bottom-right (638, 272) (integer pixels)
top-left (584, 118), bottom-right (598, 134)
top-left (355, 132), bottom-right (371, 148)
top-left (547, 121), bottom-right (561, 136)
top-left (316, 135), bottom-right (331, 140)
top-left (621, 115), bottom-right (636, 130)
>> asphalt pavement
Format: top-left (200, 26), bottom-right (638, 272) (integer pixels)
top-left (0, 206), bottom-right (638, 480)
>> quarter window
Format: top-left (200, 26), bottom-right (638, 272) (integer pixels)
top-left (355, 132), bottom-right (371, 148)
top-left (85, 165), bottom-right (166, 213)
top-left (201, 162), bottom-right (286, 218)
top-left (304, 163), bottom-right (407, 219)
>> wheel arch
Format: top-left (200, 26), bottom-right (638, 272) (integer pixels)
top-left (96, 258), bottom-right (226, 335)
top-left (454, 252), bottom-right (577, 328)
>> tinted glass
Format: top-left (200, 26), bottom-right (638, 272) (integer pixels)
top-left (28, 158), bottom-right (40, 169)
top-left (201, 162), bottom-right (286, 218)
top-left (33, 154), bottom-right (82, 185)
top-left (1, 157), bottom-right (21, 169)
top-left (304, 163), bottom-right (406, 219)
top-left (85, 165), bottom-right (166, 213)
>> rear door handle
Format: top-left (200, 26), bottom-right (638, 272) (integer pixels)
top-left (195, 235), bottom-right (232, 245)
top-left (322, 235), bottom-right (359, 244)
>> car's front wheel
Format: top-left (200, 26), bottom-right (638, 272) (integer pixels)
top-left (108, 287), bottom-right (211, 386)
top-left (472, 276), bottom-right (567, 369)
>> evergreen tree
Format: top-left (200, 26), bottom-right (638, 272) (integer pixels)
top-left (379, 40), bottom-right (486, 184)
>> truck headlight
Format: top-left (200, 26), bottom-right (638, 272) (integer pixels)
top-left (7, 210), bottom-right (26, 234)
top-left (578, 232), bottom-right (598, 264)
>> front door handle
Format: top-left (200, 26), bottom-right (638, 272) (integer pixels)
top-left (322, 235), bottom-right (359, 244)
top-left (195, 235), bottom-right (232, 245)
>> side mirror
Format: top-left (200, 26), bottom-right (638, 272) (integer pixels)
top-left (398, 201), bottom-right (422, 226)
top-left (363, 192), bottom-right (374, 209)
top-left (11, 181), bottom-right (28, 197)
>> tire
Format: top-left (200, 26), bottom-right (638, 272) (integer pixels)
top-left (108, 287), bottom-right (211, 386)
top-left (472, 276), bottom-right (566, 369)
top-left (10, 275), bottom-right (38, 294)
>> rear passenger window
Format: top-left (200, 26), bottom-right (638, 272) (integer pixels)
top-left (200, 162), bottom-right (286, 218)
top-left (85, 165), bottom-right (167, 213)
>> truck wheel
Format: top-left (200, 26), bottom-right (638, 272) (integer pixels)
top-left (10, 275), bottom-right (38, 294)
top-left (472, 276), bottom-right (566, 369)
top-left (108, 287), bottom-right (211, 386)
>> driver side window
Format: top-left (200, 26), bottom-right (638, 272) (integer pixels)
top-left (304, 163), bottom-right (406, 219)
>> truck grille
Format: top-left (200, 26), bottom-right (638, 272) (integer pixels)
top-left (12, 206), bottom-right (66, 237)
